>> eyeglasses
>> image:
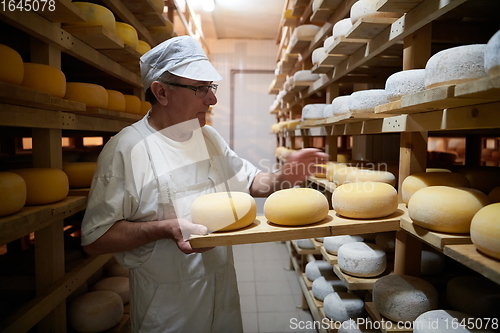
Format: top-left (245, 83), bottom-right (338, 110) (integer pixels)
top-left (161, 81), bottom-right (218, 97)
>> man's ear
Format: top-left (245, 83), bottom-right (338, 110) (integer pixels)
top-left (150, 81), bottom-right (169, 106)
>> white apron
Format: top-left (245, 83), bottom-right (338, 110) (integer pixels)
top-left (129, 123), bottom-right (243, 333)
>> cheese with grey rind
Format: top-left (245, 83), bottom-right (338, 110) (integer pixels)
top-left (373, 275), bottom-right (438, 322)
top-left (485, 30), bottom-right (500, 77)
top-left (302, 103), bottom-right (328, 119)
top-left (305, 260), bottom-right (335, 281)
top-left (331, 95), bottom-right (351, 115)
top-left (312, 276), bottom-right (347, 301)
top-left (323, 235), bottom-right (364, 255)
top-left (312, 47), bottom-right (326, 65)
top-left (324, 292), bottom-right (365, 322)
top-left (294, 24), bottom-right (321, 38)
top-left (297, 238), bottom-right (315, 249)
top-left (68, 291), bottom-right (124, 332)
top-left (332, 18), bottom-right (353, 39)
top-left (293, 70), bottom-right (320, 82)
top-left (348, 89), bottom-right (389, 113)
top-left (446, 276), bottom-right (500, 318)
top-left (324, 36), bottom-right (335, 50)
top-left (414, 310), bottom-right (495, 333)
top-left (338, 242), bottom-right (387, 277)
top-left (385, 69), bottom-right (426, 102)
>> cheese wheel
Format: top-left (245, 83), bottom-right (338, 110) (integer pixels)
top-left (332, 182), bottom-right (398, 219)
top-left (331, 95), bottom-right (351, 115)
top-left (385, 69), bottom-right (426, 102)
top-left (485, 30), bottom-right (500, 77)
top-left (136, 40), bottom-right (152, 55)
top-left (446, 276), bottom-right (500, 318)
top-left (294, 24), bottom-right (321, 38)
top-left (323, 235), bottom-right (364, 255)
top-left (305, 260), bottom-right (335, 281)
top-left (0, 44), bottom-right (24, 85)
top-left (293, 70), bottom-right (320, 82)
top-left (302, 104), bottom-right (327, 119)
top-left (115, 22), bottom-right (138, 49)
top-left (264, 188), bottom-right (329, 226)
top-left (22, 63), bottom-right (66, 98)
top-left (338, 242), bottom-right (387, 277)
top-left (348, 89), bottom-right (389, 113)
top-left (141, 101), bottom-right (152, 115)
top-left (68, 291), bottom-right (123, 332)
top-left (337, 154), bottom-right (350, 163)
top-left (105, 89), bottom-right (126, 112)
top-left (191, 192), bottom-right (256, 232)
top-left (375, 232), bottom-right (395, 253)
top-left (296, 238), bottom-right (315, 249)
top-left (323, 292), bottom-right (365, 322)
top-left (332, 18), bottom-right (353, 39)
top-left (92, 277), bottom-right (129, 304)
top-left (373, 275), bottom-right (438, 322)
top-left (323, 104), bottom-right (335, 118)
top-left (401, 172), bottom-right (471, 204)
top-left (10, 168), bottom-right (68, 205)
top-left (424, 44), bottom-right (487, 89)
top-left (0, 172), bottom-right (27, 217)
top-left (65, 82), bottom-right (108, 108)
top-left (408, 186), bottom-right (490, 234)
top-left (72, 2), bottom-right (116, 33)
top-left (457, 166), bottom-right (500, 194)
top-left (312, 276), bottom-right (347, 301)
top-left (62, 162), bottom-right (97, 188)
top-left (123, 94), bottom-right (141, 114)
top-left (426, 168), bottom-right (451, 172)
top-left (333, 166), bottom-right (360, 185)
top-left (107, 263), bottom-right (129, 277)
top-left (470, 203), bottom-right (500, 260)
top-left (350, 0), bottom-right (400, 24)
top-left (324, 36), bottom-right (335, 50)
top-left (345, 169), bottom-right (396, 186)
top-left (414, 310), bottom-right (495, 333)
top-left (489, 186), bottom-right (500, 203)
top-left (314, 164), bottom-right (327, 178)
top-left (326, 162), bottom-right (348, 182)
top-left (149, 0), bottom-right (164, 13)
top-left (312, 47), bottom-right (326, 65)
top-left (420, 249), bottom-right (445, 276)
top-left (148, 21), bottom-right (175, 41)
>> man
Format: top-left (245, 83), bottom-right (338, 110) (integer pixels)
top-left (81, 36), bottom-right (328, 332)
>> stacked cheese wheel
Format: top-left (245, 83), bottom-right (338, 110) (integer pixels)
top-left (0, 44), bottom-right (24, 85)
top-left (71, 2), bottom-right (116, 33)
top-left (65, 82), bottom-right (108, 108)
top-left (0, 172), bottom-right (27, 217)
top-left (10, 168), bottom-right (69, 205)
top-left (22, 63), bottom-right (66, 98)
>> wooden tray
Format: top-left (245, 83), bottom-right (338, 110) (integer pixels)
top-left (333, 264), bottom-right (393, 290)
top-left (320, 246), bottom-right (338, 265)
top-left (365, 302), bottom-right (412, 333)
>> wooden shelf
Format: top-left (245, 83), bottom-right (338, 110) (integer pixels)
top-left (346, 17), bottom-right (400, 40)
top-left (376, 0), bottom-right (424, 13)
top-left (365, 302), bottom-right (412, 333)
top-left (38, 0), bottom-right (86, 23)
top-left (333, 264), bottom-right (393, 290)
top-left (307, 176), bottom-right (337, 193)
top-left (121, 0), bottom-right (165, 27)
top-left (70, 108), bottom-right (143, 121)
top-left (320, 246), bottom-right (338, 265)
top-left (68, 188), bottom-right (91, 197)
top-left (325, 36), bottom-right (369, 56)
top-left (189, 205), bottom-right (405, 248)
top-left (292, 239), bottom-right (322, 255)
top-left (62, 25), bottom-right (124, 50)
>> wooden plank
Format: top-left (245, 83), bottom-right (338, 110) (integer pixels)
top-left (319, 53), bottom-right (349, 67)
top-left (288, 38), bottom-right (314, 54)
top-left (308, 290), bottom-right (324, 309)
top-left (443, 244), bottom-right (500, 285)
top-left (189, 205), bottom-right (404, 248)
top-left (70, 108), bottom-right (142, 121)
top-left (376, 0), bottom-right (424, 13)
top-left (310, 8), bottom-right (335, 23)
top-left (454, 75), bottom-right (500, 100)
top-left (101, 44), bottom-right (141, 65)
top-left (320, 246), bottom-right (338, 265)
top-left (62, 25), bottom-right (124, 50)
top-left (68, 188), bottom-right (91, 197)
top-left (326, 36), bottom-right (368, 55)
top-left (307, 176), bottom-right (337, 193)
top-left (121, 0), bottom-right (165, 27)
top-left (365, 302), bottom-right (412, 332)
top-left (333, 264), bottom-right (393, 290)
top-left (292, 239), bottom-right (322, 255)
top-left (346, 17), bottom-right (399, 40)
top-left (38, 0), bottom-right (86, 23)
top-left (0, 196), bottom-right (87, 246)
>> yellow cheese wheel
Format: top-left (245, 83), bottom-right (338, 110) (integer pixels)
top-left (325, 163), bottom-right (348, 182)
top-left (470, 203), bottom-right (500, 260)
top-left (425, 168), bottom-right (451, 172)
top-left (314, 164), bottom-right (327, 178)
top-left (68, 291), bottom-right (123, 332)
top-left (401, 172), bottom-right (470, 204)
top-left (264, 188), bottom-right (329, 226)
top-left (336, 154), bottom-right (350, 163)
top-left (115, 22), bottom-right (138, 49)
top-left (0, 44), bottom-right (24, 85)
top-left (124, 94), bottom-right (141, 114)
top-left (0, 172), bottom-right (27, 217)
top-left (10, 168), bottom-right (69, 205)
top-left (72, 2), bottom-right (116, 33)
top-left (65, 82), bottom-right (108, 109)
top-left (332, 182), bottom-right (398, 219)
top-left (489, 186), bottom-right (500, 203)
top-left (136, 40), bottom-right (151, 55)
top-left (21, 63), bottom-right (66, 98)
top-left (408, 186), bottom-right (490, 234)
top-left (106, 89), bottom-right (126, 112)
top-left (345, 169), bottom-right (396, 187)
top-left (333, 166), bottom-right (360, 185)
top-left (62, 162), bottom-right (97, 188)
top-left (191, 192), bottom-right (257, 232)
top-left (140, 101), bottom-right (152, 115)
top-left (457, 166), bottom-right (500, 194)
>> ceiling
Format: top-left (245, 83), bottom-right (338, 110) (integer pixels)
top-left (186, 0), bottom-right (287, 40)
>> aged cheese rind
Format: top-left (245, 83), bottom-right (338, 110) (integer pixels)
top-left (348, 89), bottom-right (389, 113)
top-left (414, 310), bottom-right (495, 333)
top-left (323, 235), bottom-right (364, 255)
top-left (305, 260), bottom-right (335, 281)
top-left (385, 69), bottom-right (426, 102)
top-left (312, 276), bottom-right (347, 301)
top-left (338, 242), bottom-right (387, 277)
top-left (0, 172), bottom-right (26, 217)
top-left (324, 292), bottom-right (365, 322)
top-left (485, 30), bottom-right (500, 77)
top-left (68, 291), bottom-right (123, 332)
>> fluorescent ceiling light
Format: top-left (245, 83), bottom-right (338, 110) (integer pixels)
top-left (202, 0), bottom-right (215, 11)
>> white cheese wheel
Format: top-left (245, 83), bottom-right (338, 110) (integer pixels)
top-left (345, 169), bottom-right (396, 186)
top-left (332, 182), bottom-right (398, 219)
top-left (107, 263), bottom-right (129, 277)
top-left (297, 238), bottom-right (316, 249)
top-left (338, 242), bottom-right (387, 277)
top-left (10, 168), bottom-right (68, 205)
top-left (293, 70), bottom-right (320, 82)
top-left (414, 310), bottom-right (495, 333)
top-left (123, 94), bottom-right (141, 114)
top-left (401, 172), bottom-right (471, 204)
top-left (68, 291), bottom-right (123, 332)
top-left (115, 22), bottom-right (138, 49)
top-left (332, 18), bottom-right (353, 39)
top-left (446, 276), bottom-right (500, 318)
top-left (457, 166), bottom-right (500, 194)
top-left (470, 203), bottom-right (500, 260)
top-left (294, 24), bottom-right (321, 38)
top-left (348, 89), bottom-right (389, 113)
top-left (420, 249), bottom-right (445, 276)
top-left (191, 192), bottom-right (256, 232)
top-left (323, 235), bottom-right (364, 255)
top-left (0, 44), bottom-right (24, 85)
top-left (312, 276), bottom-right (347, 301)
top-left (62, 162), bottom-right (97, 188)
top-left (264, 188), bottom-right (329, 226)
top-left (71, 2), bottom-right (116, 33)
top-left (385, 69), bottom-right (426, 102)
top-left (488, 186), bottom-right (500, 203)
top-left (408, 186), bottom-right (490, 234)
top-left (106, 89), bottom-right (126, 112)
top-left (22, 63), bottom-right (66, 98)
top-left (65, 82), bottom-right (108, 109)
top-left (312, 47), bottom-right (326, 65)
top-left (324, 292), bottom-right (365, 322)
top-left (0, 172), bottom-right (26, 217)
top-left (485, 30), bottom-right (500, 77)
top-left (324, 36), bottom-right (336, 50)
top-left (331, 95), bottom-right (351, 115)
top-left (92, 277), bottom-right (129, 304)
top-left (302, 104), bottom-right (328, 119)
top-left (333, 166), bottom-right (360, 185)
top-left (324, 104), bottom-right (335, 118)
top-left (305, 260), bottom-right (335, 281)
top-left (424, 44), bottom-right (487, 89)
top-left (373, 275), bottom-right (438, 322)
top-left (350, 0), bottom-right (399, 24)
top-left (375, 232), bottom-right (395, 253)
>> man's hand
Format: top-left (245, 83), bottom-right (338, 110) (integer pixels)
top-left (162, 218), bottom-right (214, 254)
top-left (280, 148), bottom-right (329, 186)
